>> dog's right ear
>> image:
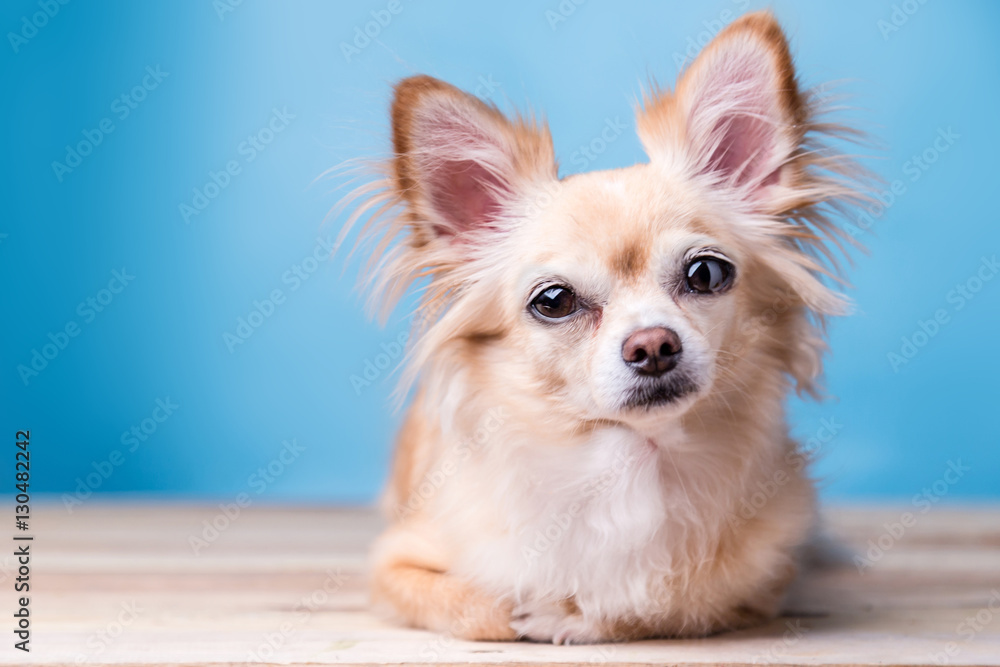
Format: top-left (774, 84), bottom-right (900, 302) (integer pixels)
top-left (391, 75), bottom-right (557, 251)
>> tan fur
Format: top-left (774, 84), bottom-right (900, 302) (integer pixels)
top-left (370, 527), bottom-right (517, 640)
top-left (345, 12), bottom-right (867, 643)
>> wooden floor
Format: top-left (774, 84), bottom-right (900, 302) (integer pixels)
top-left (5, 503), bottom-right (1000, 666)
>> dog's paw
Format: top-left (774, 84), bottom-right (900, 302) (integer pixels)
top-left (510, 599), bottom-right (605, 645)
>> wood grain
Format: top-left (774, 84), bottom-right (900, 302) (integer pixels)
top-left (3, 503), bottom-right (999, 666)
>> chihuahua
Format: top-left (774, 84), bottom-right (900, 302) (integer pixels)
top-left (343, 11), bottom-right (863, 643)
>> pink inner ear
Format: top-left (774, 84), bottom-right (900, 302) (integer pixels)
top-left (705, 113), bottom-right (777, 186)
top-left (691, 57), bottom-right (784, 191)
top-left (411, 107), bottom-right (515, 242)
top-left (427, 159), bottom-right (505, 238)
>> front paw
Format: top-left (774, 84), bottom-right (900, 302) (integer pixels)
top-left (510, 599), bottom-right (606, 645)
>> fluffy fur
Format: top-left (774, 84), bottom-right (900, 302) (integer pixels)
top-left (339, 12), bottom-right (866, 643)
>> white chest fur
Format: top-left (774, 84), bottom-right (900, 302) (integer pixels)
top-left (452, 426), bottom-right (700, 618)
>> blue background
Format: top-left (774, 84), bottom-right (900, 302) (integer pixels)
top-left (2, 0), bottom-right (997, 504)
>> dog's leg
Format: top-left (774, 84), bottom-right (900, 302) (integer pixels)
top-left (372, 561), bottom-right (516, 640)
top-left (371, 534), bottom-right (516, 641)
top-left (510, 597), bottom-right (611, 644)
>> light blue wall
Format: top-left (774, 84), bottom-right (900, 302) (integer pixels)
top-left (2, 0), bottom-right (997, 503)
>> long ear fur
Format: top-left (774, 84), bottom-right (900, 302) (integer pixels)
top-left (337, 75), bottom-right (557, 317)
top-left (637, 11), bottom-right (869, 318)
top-left (334, 76), bottom-right (557, 399)
top-left (392, 76), bottom-right (557, 243)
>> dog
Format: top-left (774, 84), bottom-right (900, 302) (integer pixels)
top-left (341, 10), bottom-right (864, 644)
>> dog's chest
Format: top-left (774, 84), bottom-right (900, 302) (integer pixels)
top-left (460, 428), bottom-right (693, 611)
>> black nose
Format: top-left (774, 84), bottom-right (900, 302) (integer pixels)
top-left (622, 327), bottom-right (683, 377)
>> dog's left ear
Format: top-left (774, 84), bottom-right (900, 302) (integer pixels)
top-left (638, 12), bottom-right (807, 214)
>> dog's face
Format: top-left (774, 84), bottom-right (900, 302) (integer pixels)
top-left (506, 167), bottom-right (743, 424)
top-left (371, 13), bottom-right (850, 432)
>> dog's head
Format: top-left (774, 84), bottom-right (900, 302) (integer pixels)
top-left (349, 12), bottom-right (861, 431)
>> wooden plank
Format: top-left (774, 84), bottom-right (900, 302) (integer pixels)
top-left (2, 503), bottom-right (999, 666)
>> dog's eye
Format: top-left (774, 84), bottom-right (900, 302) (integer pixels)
top-left (531, 286), bottom-right (578, 319)
top-left (686, 257), bottom-right (734, 294)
